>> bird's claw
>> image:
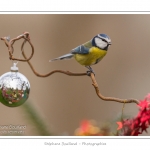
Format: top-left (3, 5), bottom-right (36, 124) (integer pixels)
top-left (86, 71), bottom-right (95, 76)
top-left (86, 71), bottom-right (91, 76)
top-left (85, 66), bottom-right (95, 76)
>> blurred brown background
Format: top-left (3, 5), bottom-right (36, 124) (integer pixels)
top-left (0, 14), bottom-right (150, 135)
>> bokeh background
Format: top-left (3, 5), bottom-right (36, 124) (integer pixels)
top-left (0, 14), bottom-right (150, 135)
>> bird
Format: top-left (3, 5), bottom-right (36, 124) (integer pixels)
top-left (49, 34), bottom-right (111, 75)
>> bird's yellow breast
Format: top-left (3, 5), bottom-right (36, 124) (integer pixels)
top-left (74, 47), bottom-right (107, 66)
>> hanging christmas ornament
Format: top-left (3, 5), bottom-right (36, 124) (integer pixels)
top-left (0, 63), bottom-right (30, 107)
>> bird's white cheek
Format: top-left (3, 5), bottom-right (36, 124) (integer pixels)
top-left (95, 38), bottom-right (107, 49)
top-left (100, 43), bottom-right (107, 49)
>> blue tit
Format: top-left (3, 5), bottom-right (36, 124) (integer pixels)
top-left (49, 34), bottom-right (111, 74)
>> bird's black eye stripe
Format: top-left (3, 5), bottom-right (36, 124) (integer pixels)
top-left (101, 38), bottom-right (107, 42)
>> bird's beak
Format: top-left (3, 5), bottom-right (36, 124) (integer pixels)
top-left (108, 43), bottom-right (112, 45)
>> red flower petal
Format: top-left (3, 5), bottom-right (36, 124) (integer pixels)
top-left (138, 100), bottom-right (149, 109)
top-left (116, 122), bottom-right (123, 130)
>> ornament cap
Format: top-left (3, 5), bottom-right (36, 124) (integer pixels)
top-left (11, 63), bottom-right (18, 72)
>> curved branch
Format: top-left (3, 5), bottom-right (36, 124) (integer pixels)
top-left (90, 73), bottom-right (139, 104)
top-left (1, 32), bottom-right (140, 105)
top-left (21, 39), bottom-right (87, 77)
top-left (1, 32), bottom-right (34, 61)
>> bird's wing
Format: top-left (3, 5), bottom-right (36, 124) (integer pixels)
top-left (71, 40), bottom-right (92, 54)
top-left (82, 40), bottom-right (93, 48)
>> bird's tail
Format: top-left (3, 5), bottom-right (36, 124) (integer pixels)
top-left (49, 53), bottom-right (74, 62)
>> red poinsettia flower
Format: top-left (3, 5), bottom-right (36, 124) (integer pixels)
top-left (117, 94), bottom-right (150, 136)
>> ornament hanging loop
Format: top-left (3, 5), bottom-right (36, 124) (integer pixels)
top-left (1, 32), bottom-right (34, 62)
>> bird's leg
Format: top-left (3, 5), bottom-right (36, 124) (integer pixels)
top-left (86, 66), bottom-right (95, 76)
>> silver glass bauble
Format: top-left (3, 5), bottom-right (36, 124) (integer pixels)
top-left (0, 63), bottom-right (30, 107)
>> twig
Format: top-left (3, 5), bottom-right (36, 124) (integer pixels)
top-left (1, 32), bottom-right (140, 105)
top-left (22, 40), bottom-right (87, 77)
top-left (90, 73), bottom-right (139, 104)
top-left (1, 32), bottom-right (34, 61)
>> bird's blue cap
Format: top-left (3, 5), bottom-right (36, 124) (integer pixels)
top-left (99, 34), bottom-right (111, 41)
